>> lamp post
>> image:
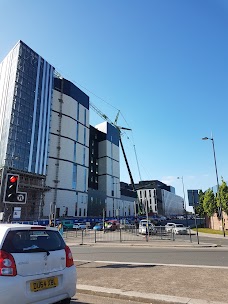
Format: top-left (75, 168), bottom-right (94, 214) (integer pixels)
top-left (202, 136), bottom-right (225, 237)
top-left (144, 198), bottom-right (149, 242)
top-left (177, 176), bottom-right (188, 227)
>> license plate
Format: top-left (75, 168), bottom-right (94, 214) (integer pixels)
top-left (30, 276), bottom-right (58, 292)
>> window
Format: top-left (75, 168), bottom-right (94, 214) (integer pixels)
top-left (83, 147), bottom-right (86, 165)
top-left (72, 164), bottom-right (77, 189)
top-left (84, 109), bottom-right (86, 125)
top-left (75, 203), bottom-right (78, 216)
top-left (76, 122), bottom-right (79, 141)
top-left (77, 102), bottom-right (79, 120)
top-left (84, 168), bottom-right (87, 192)
top-left (3, 230), bottom-right (65, 253)
top-left (73, 142), bottom-right (76, 162)
top-left (83, 127), bottom-right (86, 145)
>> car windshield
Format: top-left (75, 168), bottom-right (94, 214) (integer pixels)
top-left (2, 229), bottom-right (66, 253)
top-left (141, 223), bottom-right (152, 227)
top-left (176, 224), bottom-right (184, 227)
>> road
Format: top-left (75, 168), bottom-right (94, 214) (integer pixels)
top-left (67, 235), bottom-right (228, 304)
top-left (71, 244), bottom-right (228, 267)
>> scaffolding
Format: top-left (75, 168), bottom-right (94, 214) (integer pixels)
top-left (0, 168), bottom-right (50, 221)
top-left (52, 77), bottom-right (64, 221)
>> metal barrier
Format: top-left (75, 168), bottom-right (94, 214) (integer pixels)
top-left (63, 226), bottom-right (193, 244)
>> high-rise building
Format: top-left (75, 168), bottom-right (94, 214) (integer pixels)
top-left (0, 41), bottom-right (55, 219)
top-left (43, 76), bottom-right (90, 219)
top-left (0, 41), bottom-right (90, 220)
top-left (0, 40), bottom-right (135, 221)
top-left (88, 122), bottom-right (121, 218)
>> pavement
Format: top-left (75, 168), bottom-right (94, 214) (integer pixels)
top-left (66, 232), bottom-right (228, 304)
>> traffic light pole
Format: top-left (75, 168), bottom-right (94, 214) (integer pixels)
top-left (0, 166), bottom-right (8, 221)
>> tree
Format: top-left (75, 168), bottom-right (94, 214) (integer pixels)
top-left (217, 178), bottom-right (228, 215)
top-left (196, 190), bottom-right (205, 217)
top-left (203, 188), bottom-right (217, 217)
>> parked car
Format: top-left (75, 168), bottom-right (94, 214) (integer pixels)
top-left (93, 223), bottom-right (103, 231)
top-left (62, 220), bottom-right (74, 229)
top-left (105, 220), bottom-right (120, 231)
top-left (172, 224), bottom-right (188, 235)
top-left (73, 222), bottom-right (87, 230)
top-left (139, 221), bottom-right (157, 235)
top-left (165, 222), bottom-right (188, 234)
top-left (0, 223), bottom-right (76, 304)
top-left (165, 222), bottom-right (176, 232)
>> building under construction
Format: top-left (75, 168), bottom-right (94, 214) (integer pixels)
top-left (0, 40), bottom-right (55, 220)
top-left (0, 40), bottom-right (140, 221)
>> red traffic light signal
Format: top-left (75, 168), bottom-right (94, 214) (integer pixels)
top-left (9, 175), bottom-right (18, 184)
top-left (3, 174), bottom-right (27, 204)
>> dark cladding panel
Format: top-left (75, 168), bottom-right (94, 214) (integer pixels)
top-left (54, 77), bottom-right (89, 109)
top-left (106, 123), bottom-right (119, 146)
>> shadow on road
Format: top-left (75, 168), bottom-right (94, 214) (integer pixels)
top-left (71, 299), bottom-right (89, 304)
top-left (96, 263), bottom-right (156, 269)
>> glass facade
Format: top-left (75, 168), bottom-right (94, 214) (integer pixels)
top-left (0, 41), bottom-right (54, 174)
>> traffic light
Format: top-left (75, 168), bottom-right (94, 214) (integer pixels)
top-left (3, 174), bottom-right (27, 204)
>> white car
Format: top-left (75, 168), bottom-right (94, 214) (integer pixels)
top-left (173, 224), bottom-right (188, 235)
top-left (73, 223), bottom-right (87, 230)
top-left (165, 223), bottom-right (188, 234)
top-left (165, 222), bottom-right (176, 232)
top-left (139, 222), bottom-right (157, 235)
top-left (0, 223), bottom-right (76, 304)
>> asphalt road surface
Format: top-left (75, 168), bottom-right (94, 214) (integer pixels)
top-left (71, 245), bottom-right (228, 267)
top-left (68, 235), bottom-right (228, 304)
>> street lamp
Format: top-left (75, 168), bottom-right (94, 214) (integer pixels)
top-left (144, 198), bottom-right (149, 242)
top-left (202, 136), bottom-right (225, 237)
top-left (177, 176), bottom-right (188, 227)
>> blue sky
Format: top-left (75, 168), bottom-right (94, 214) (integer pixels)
top-left (0, 0), bottom-right (228, 210)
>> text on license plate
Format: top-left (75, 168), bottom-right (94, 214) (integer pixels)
top-left (30, 276), bottom-right (58, 292)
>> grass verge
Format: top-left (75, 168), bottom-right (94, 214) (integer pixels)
top-left (192, 227), bottom-right (228, 235)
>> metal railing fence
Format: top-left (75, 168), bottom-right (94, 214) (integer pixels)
top-left (63, 226), bottom-right (193, 245)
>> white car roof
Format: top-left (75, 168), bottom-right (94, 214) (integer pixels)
top-left (0, 223), bottom-right (54, 228)
top-left (0, 223), bottom-right (57, 247)
top-left (0, 223), bottom-right (56, 234)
